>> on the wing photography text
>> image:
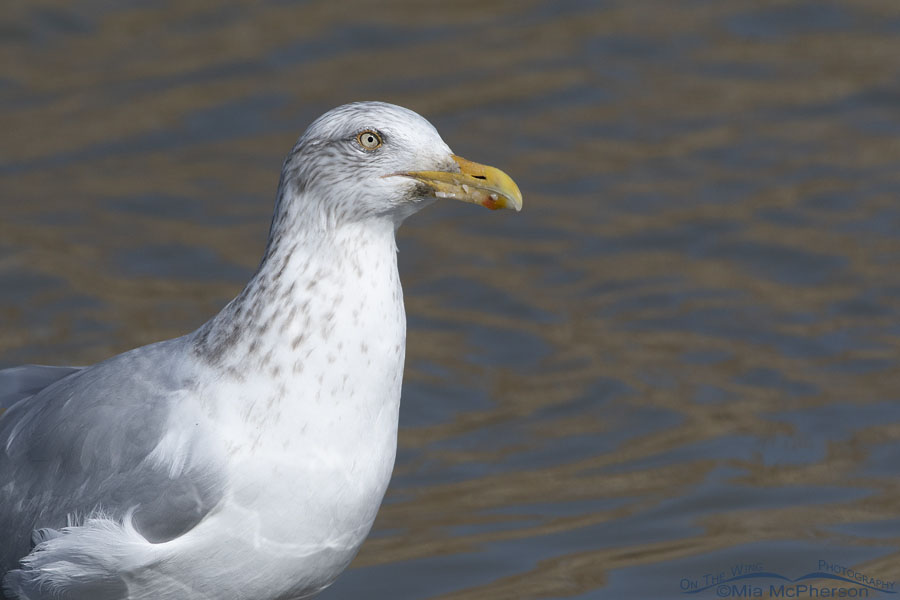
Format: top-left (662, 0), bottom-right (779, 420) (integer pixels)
top-left (679, 560), bottom-right (896, 598)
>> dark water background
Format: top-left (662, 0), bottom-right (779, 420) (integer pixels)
top-left (2, 1), bottom-right (900, 598)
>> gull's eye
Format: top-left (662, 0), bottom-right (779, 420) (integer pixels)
top-left (357, 130), bottom-right (383, 150)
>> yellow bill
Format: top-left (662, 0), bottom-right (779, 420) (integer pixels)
top-left (400, 155), bottom-right (523, 211)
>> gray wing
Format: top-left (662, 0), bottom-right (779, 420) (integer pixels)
top-left (0, 364), bottom-right (83, 411)
top-left (0, 337), bottom-right (226, 572)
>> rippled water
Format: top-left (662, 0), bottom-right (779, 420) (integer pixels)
top-left (2, 1), bottom-right (900, 598)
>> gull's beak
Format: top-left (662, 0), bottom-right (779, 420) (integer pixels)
top-left (399, 155), bottom-right (523, 211)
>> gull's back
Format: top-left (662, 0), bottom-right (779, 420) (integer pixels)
top-left (0, 365), bottom-right (83, 412)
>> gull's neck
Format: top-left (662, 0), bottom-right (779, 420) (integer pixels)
top-left (189, 194), bottom-right (407, 546)
top-left (192, 204), bottom-right (402, 378)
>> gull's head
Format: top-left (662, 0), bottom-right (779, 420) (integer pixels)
top-left (277, 102), bottom-right (522, 228)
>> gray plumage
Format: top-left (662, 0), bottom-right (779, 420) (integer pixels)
top-left (1, 339), bottom-right (226, 568)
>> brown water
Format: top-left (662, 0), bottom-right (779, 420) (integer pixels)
top-left (2, 1), bottom-right (900, 598)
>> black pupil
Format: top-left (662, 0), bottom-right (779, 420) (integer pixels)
top-left (366, 135), bottom-right (374, 144)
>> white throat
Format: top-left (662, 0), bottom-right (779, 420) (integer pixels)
top-left (193, 211), bottom-right (406, 447)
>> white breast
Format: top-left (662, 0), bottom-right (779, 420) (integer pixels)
top-left (176, 219), bottom-right (407, 596)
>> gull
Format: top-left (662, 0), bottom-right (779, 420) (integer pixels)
top-left (0, 102), bottom-right (522, 600)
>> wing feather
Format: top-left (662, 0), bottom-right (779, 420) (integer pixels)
top-left (0, 337), bottom-right (226, 573)
top-left (0, 365), bottom-right (82, 412)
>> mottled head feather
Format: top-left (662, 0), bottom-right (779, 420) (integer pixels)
top-left (272, 102), bottom-right (457, 234)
